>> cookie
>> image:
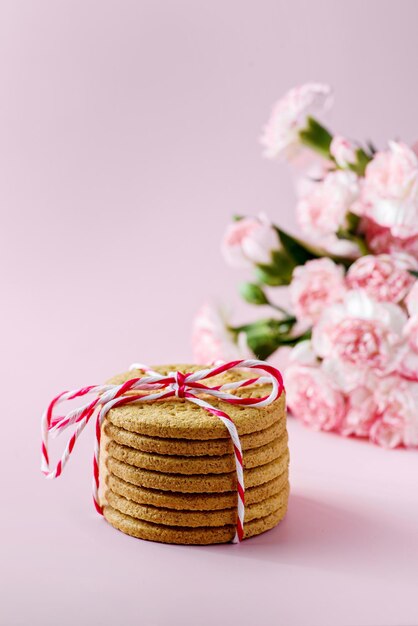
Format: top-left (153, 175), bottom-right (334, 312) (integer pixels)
top-left (103, 418), bottom-right (284, 456)
top-left (106, 364), bottom-right (286, 440)
top-left (105, 430), bottom-right (288, 475)
top-left (106, 470), bottom-right (289, 511)
top-left (105, 483), bottom-right (289, 527)
top-left (106, 450), bottom-right (290, 493)
top-left (103, 504), bottom-right (287, 544)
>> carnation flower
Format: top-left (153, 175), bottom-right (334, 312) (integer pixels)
top-left (285, 362), bottom-right (346, 431)
top-left (398, 286), bottom-right (418, 377)
top-left (369, 376), bottom-right (418, 448)
top-left (404, 316), bottom-right (418, 353)
top-left (192, 304), bottom-right (249, 364)
top-left (330, 135), bottom-right (357, 168)
top-left (364, 218), bottom-right (418, 258)
top-left (221, 214), bottom-right (279, 268)
top-left (346, 253), bottom-right (416, 303)
top-left (289, 258), bottom-right (346, 325)
top-left (288, 339), bottom-right (319, 366)
top-left (312, 290), bottom-right (406, 371)
top-left (296, 169), bottom-right (360, 241)
top-left (260, 83), bottom-right (332, 160)
top-left (355, 141), bottom-right (418, 239)
top-left (339, 385), bottom-right (377, 438)
top-left (405, 280), bottom-right (418, 316)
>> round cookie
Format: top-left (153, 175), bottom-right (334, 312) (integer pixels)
top-left (103, 504), bottom-right (287, 544)
top-left (106, 450), bottom-right (289, 493)
top-left (105, 431), bottom-right (288, 475)
top-left (106, 470), bottom-right (289, 511)
top-left (106, 364), bottom-right (286, 440)
top-left (103, 418), bottom-right (284, 456)
top-left (106, 483), bottom-right (289, 527)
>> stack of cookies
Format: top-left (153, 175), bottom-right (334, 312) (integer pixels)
top-left (99, 364), bottom-right (289, 544)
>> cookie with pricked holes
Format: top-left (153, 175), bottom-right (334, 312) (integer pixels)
top-left (105, 364), bottom-right (286, 440)
top-left (105, 469), bottom-right (289, 511)
top-left (103, 504), bottom-right (288, 544)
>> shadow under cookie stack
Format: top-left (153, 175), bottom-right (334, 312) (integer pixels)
top-left (100, 364), bottom-right (289, 544)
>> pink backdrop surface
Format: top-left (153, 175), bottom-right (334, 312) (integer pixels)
top-left (2, 1), bottom-right (418, 625)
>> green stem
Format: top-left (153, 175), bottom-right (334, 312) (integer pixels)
top-left (230, 316), bottom-right (296, 334)
top-left (276, 329), bottom-right (312, 346)
top-left (268, 301), bottom-right (294, 317)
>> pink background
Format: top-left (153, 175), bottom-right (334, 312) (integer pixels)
top-left (2, 1), bottom-right (418, 624)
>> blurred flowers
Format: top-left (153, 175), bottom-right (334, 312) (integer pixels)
top-left (296, 169), bottom-right (360, 255)
top-left (192, 304), bottom-right (250, 364)
top-left (346, 253), bottom-right (416, 302)
top-left (193, 82), bottom-right (418, 449)
top-left (355, 142), bottom-right (418, 238)
top-left (330, 135), bottom-right (357, 168)
top-left (312, 290), bottom-right (406, 371)
top-left (221, 214), bottom-right (279, 268)
top-left (260, 83), bottom-right (332, 160)
top-left (289, 258), bottom-right (346, 325)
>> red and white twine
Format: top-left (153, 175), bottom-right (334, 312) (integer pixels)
top-left (41, 359), bottom-right (284, 543)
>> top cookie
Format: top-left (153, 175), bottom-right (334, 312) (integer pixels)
top-left (106, 364), bottom-right (286, 440)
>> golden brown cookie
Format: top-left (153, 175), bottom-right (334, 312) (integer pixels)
top-left (103, 418), bottom-right (284, 456)
top-left (106, 364), bottom-right (286, 440)
top-left (103, 504), bottom-right (287, 544)
top-left (106, 483), bottom-right (289, 527)
top-left (105, 431), bottom-right (288, 475)
top-left (106, 450), bottom-right (289, 493)
top-left (106, 470), bottom-right (289, 511)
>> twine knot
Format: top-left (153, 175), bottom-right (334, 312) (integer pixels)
top-left (170, 370), bottom-right (188, 398)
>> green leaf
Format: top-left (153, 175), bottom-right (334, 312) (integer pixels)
top-left (256, 248), bottom-right (295, 286)
top-left (366, 140), bottom-right (377, 156)
top-left (348, 148), bottom-right (372, 177)
top-left (255, 264), bottom-right (288, 286)
top-left (239, 282), bottom-right (269, 305)
top-left (237, 318), bottom-right (301, 360)
top-left (409, 269), bottom-right (418, 278)
top-left (244, 320), bottom-right (284, 360)
top-left (274, 228), bottom-right (319, 265)
top-left (299, 116), bottom-right (333, 158)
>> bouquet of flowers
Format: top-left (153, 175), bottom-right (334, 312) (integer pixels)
top-left (192, 83), bottom-right (418, 449)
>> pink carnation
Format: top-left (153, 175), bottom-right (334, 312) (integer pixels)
top-left (221, 214), bottom-right (279, 268)
top-left (363, 218), bottom-right (418, 257)
top-left (405, 280), bottom-right (418, 316)
top-left (339, 385), bottom-right (377, 438)
top-left (297, 169), bottom-right (360, 240)
top-left (192, 304), bottom-right (249, 364)
top-left (330, 135), bottom-right (357, 168)
top-left (290, 258), bottom-right (346, 325)
top-left (369, 419), bottom-right (403, 449)
top-left (261, 83), bottom-right (332, 160)
top-left (369, 376), bottom-right (418, 448)
top-left (404, 316), bottom-right (418, 352)
top-left (355, 142), bottom-right (418, 239)
top-left (285, 363), bottom-right (346, 431)
top-left (312, 290), bottom-right (406, 371)
top-left (346, 253), bottom-right (416, 303)
top-left (400, 283), bottom-right (418, 364)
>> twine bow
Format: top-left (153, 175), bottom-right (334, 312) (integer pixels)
top-left (41, 359), bottom-right (284, 542)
